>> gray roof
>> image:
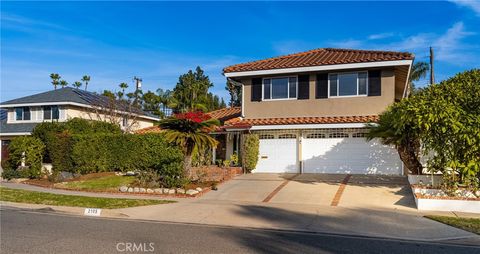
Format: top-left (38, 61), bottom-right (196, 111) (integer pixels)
top-left (0, 121), bottom-right (38, 135)
top-left (0, 87), bottom-right (159, 119)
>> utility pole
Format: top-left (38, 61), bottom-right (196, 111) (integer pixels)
top-left (430, 47), bottom-right (435, 85)
top-left (133, 76), bottom-right (142, 105)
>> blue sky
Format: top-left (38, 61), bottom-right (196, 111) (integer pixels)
top-left (1, 1), bottom-right (479, 102)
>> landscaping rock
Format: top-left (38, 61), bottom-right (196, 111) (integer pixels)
top-left (176, 188), bottom-right (186, 194)
top-left (119, 186), bottom-right (128, 192)
top-left (186, 189), bottom-right (199, 196)
top-left (125, 171), bottom-right (136, 176)
top-left (195, 187), bottom-right (203, 192)
top-left (133, 187), bottom-right (140, 193)
top-left (127, 187), bottom-right (134, 193)
top-left (167, 189), bottom-right (175, 195)
top-left (146, 188), bottom-right (154, 194)
top-left (163, 188), bottom-right (170, 194)
top-left (476, 191), bottom-right (480, 197)
top-left (58, 171), bottom-right (79, 181)
top-left (154, 188), bottom-right (163, 194)
top-left (139, 188), bottom-right (147, 193)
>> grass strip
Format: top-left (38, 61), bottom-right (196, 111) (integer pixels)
top-left (58, 175), bottom-right (135, 191)
top-left (0, 187), bottom-right (174, 209)
top-left (425, 215), bottom-right (480, 235)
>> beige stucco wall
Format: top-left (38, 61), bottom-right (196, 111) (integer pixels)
top-left (65, 106), bottom-right (156, 131)
top-left (241, 69), bottom-right (396, 119)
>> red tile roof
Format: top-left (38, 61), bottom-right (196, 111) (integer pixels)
top-left (223, 48), bottom-right (413, 73)
top-left (135, 125), bottom-right (163, 134)
top-left (207, 107), bottom-right (241, 122)
top-left (224, 115), bottom-right (379, 129)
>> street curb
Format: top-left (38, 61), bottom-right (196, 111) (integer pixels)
top-left (0, 202), bottom-right (130, 218)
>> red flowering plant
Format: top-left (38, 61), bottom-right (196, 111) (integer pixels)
top-left (159, 111), bottom-right (219, 177)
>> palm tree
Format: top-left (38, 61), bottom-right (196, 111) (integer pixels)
top-left (408, 62), bottom-right (429, 95)
top-left (72, 81), bottom-right (82, 89)
top-left (159, 111), bottom-right (219, 177)
top-left (59, 80), bottom-right (68, 88)
top-left (50, 73), bottom-right (60, 90)
top-left (81, 75), bottom-right (91, 91)
top-left (118, 82), bottom-right (128, 99)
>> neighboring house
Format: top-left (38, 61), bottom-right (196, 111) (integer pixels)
top-left (222, 48), bottom-right (414, 175)
top-left (0, 87), bottom-right (159, 163)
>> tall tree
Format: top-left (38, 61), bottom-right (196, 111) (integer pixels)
top-left (59, 80), bottom-right (68, 88)
top-left (225, 80), bottom-right (242, 107)
top-left (171, 66), bottom-right (213, 112)
top-left (72, 81), bottom-right (82, 89)
top-left (118, 82), bottom-right (129, 99)
top-left (50, 73), bottom-right (60, 90)
top-left (81, 75), bottom-right (91, 91)
top-left (408, 62), bottom-right (429, 95)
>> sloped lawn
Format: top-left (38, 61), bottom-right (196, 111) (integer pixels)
top-left (425, 215), bottom-right (480, 235)
top-left (56, 174), bottom-right (136, 191)
top-left (0, 187), bottom-right (174, 209)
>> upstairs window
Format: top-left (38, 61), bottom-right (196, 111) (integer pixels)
top-left (15, 107), bottom-right (31, 121)
top-left (329, 72), bottom-right (368, 97)
top-left (263, 77), bottom-right (297, 100)
top-left (43, 106), bottom-right (59, 120)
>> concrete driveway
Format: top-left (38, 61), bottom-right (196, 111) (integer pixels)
top-left (203, 173), bottom-right (416, 211)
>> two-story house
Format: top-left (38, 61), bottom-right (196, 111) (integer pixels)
top-left (222, 48), bottom-right (414, 175)
top-left (0, 87), bottom-right (159, 163)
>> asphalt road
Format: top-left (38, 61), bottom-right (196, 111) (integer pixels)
top-left (1, 206), bottom-right (479, 254)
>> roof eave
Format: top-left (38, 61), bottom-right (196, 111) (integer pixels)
top-left (224, 60), bottom-right (413, 78)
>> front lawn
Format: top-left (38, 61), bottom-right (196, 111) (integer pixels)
top-left (425, 215), bottom-right (480, 235)
top-left (0, 187), bottom-right (175, 209)
top-left (56, 174), bottom-right (136, 191)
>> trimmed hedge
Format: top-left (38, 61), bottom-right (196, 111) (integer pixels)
top-left (71, 134), bottom-right (183, 186)
top-left (241, 134), bottom-right (259, 173)
top-left (32, 118), bottom-right (122, 163)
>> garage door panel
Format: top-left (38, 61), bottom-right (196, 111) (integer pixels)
top-left (255, 138), bottom-right (298, 173)
top-left (303, 138), bottom-right (401, 175)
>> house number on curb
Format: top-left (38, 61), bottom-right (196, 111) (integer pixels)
top-left (84, 208), bottom-right (102, 216)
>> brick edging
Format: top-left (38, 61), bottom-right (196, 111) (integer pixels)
top-left (330, 174), bottom-right (352, 206)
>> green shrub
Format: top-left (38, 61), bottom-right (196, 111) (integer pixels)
top-left (1, 136), bottom-right (45, 179)
top-left (241, 134), bottom-right (259, 173)
top-left (32, 118), bottom-right (121, 165)
top-left (49, 132), bottom-right (75, 173)
top-left (71, 133), bottom-right (184, 187)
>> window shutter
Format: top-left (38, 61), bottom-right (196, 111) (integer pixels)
top-left (368, 70), bottom-right (381, 96)
top-left (316, 74), bottom-right (328, 99)
top-left (297, 75), bottom-right (310, 100)
top-left (251, 78), bottom-right (262, 101)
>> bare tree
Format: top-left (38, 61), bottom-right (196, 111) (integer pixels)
top-left (84, 92), bottom-right (143, 133)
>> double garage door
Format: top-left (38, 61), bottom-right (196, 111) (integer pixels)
top-left (254, 129), bottom-right (402, 175)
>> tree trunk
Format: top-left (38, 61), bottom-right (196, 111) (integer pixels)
top-left (183, 153), bottom-right (193, 178)
top-left (397, 141), bottom-right (423, 175)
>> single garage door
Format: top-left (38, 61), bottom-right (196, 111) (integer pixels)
top-left (255, 133), bottom-right (299, 173)
top-left (302, 132), bottom-right (402, 175)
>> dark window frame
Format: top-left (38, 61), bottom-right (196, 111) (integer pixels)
top-left (262, 76), bottom-right (298, 100)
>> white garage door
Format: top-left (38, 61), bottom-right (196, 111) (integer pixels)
top-left (255, 133), bottom-right (299, 173)
top-left (302, 132), bottom-right (402, 175)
